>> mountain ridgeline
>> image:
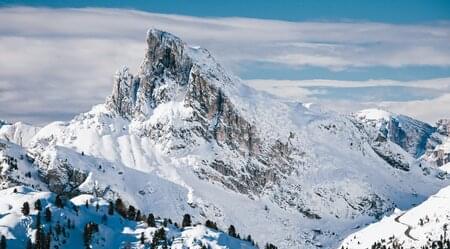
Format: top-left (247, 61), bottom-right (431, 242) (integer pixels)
top-left (0, 29), bottom-right (449, 248)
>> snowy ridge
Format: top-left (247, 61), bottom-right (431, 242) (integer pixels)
top-left (0, 122), bottom-right (40, 147)
top-left (354, 108), bottom-right (438, 158)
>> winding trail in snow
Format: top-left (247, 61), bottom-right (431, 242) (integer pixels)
top-left (394, 212), bottom-right (418, 241)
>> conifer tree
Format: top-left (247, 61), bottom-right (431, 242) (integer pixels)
top-left (205, 220), bottom-right (218, 230)
top-left (35, 211), bottom-right (41, 229)
top-left (140, 232), bottom-right (145, 244)
top-left (115, 198), bottom-right (127, 217)
top-left (151, 228), bottom-right (166, 248)
top-left (135, 210), bottom-right (141, 221)
top-left (108, 201), bottom-right (114, 215)
top-left (34, 199), bottom-right (42, 211)
top-left (21, 202), bottom-right (30, 216)
top-left (0, 235), bottom-right (6, 249)
top-left (228, 225), bottom-right (236, 238)
top-left (45, 207), bottom-right (52, 222)
top-left (182, 214), bottom-right (191, 227)
top-left (147, 213), bottom-right (156, 227)
top-left (127, 205), bottom-right (136, 220)
top-left (55, 195), bottom-right (64, 208)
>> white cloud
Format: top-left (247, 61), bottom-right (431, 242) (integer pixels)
top-left (0, 7), bottom-right (449, 124)
top-left (245, 78), bottom-right (450, 89)
top-left (245, 78), bottom-right (450, 123)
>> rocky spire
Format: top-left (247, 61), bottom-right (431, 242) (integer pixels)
top-left (107, 29), bottom-right (194, 118)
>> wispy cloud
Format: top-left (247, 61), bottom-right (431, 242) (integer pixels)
top-left (0, 7), bottom-right (449, 124)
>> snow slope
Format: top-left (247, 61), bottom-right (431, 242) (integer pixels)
top-left (340, 184), bottom-right (450, 249)
top-left (0, 121), bottom-right (40, 147)
top-left (0, 186), bottom-right (255, 249)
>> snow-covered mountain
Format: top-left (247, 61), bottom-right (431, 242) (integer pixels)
top-left (0, 29), bottom-right (449, 248)
top-left (0, 121), bottom-right (40, 147)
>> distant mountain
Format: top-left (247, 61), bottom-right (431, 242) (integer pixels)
top-left (0, 29), bottom-right (448, 248)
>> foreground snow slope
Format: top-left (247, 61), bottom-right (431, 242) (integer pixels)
top-left (1, 29), bottom-right (448, 248)
top-left (0, 186), bottom-right (255, 249)
top-left (340, 184), bottom-right (450, 249)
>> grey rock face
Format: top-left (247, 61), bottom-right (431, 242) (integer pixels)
top-left (436, 119), bottom-right (450, 136)
top-left (422, 119), bottom-right (450, 166)
top-left (106, 30), bottom-right (298, 196)
top-left (29, 147), bottom-right (88, 196)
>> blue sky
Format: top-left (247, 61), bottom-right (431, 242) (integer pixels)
top-left (0, 2), bottom-right (449, 124)
top-left (2, 0), bottom-right (450, 23)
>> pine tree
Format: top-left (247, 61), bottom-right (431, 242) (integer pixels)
top-left (135, 210), bottom-right (141, 221)
top-left (45, 207), bottom-right (52, 222)
top-left (35, 211), bottom-right (41, 229)
top-left (0, 235), bottom-right (6, 249)
top-left (55, 195), bottom-right (64, 208)
top-left (182, 214), bottom-right (191, 228)
top-left (21, 202), bottom-right (30, 216)
top-left (151, 228), bottom-right (166, 247)
top-left (127, 205), bottom-right (136, 220)
top-left (35, 226), bottom-right (45, 249)
top-left (264, 243), bottom-right (278, 249)
top-left (205, 220), bottom-right (218, 230)
top-left (228, 225), bottom-right (236, 238)
top-left (45, 231), bottom-right (51, 249)
top-left (108, 201), bottom-right (114, 215)
top-left (83, 222), bottom-right (99, 249)
top-left (115, 198), bottom-right (127, 218)
top-left (34, 199), bottom-right (42, 211)
top-left (147, 213), bottom-right (156, 227)
top-left (140, 232), bottom-right (145, 244)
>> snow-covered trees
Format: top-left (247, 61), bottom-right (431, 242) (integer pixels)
top-left (151, 227), bottom-right (166, 248)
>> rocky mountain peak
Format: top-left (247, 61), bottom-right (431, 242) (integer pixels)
top-left (106, 29), bottom-right (236, 121)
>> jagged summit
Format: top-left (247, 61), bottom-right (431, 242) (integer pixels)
top-left (107, 28), bottom-right (234, 120)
